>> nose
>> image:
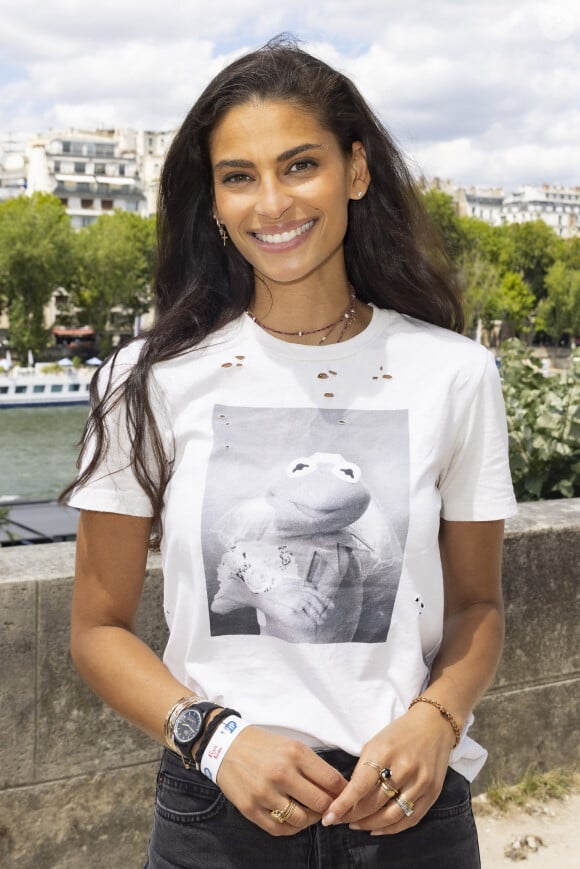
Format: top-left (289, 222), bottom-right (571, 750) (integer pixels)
top-left (255, 175), bottom-right (293, 220)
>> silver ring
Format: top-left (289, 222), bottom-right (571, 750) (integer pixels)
top-left (395, 794), bottom-right (415, 817)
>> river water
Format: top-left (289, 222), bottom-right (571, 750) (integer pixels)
top-left (0, 406), bottom-right (89, 502)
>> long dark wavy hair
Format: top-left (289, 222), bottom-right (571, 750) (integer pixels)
top-left (62, 37), bottom-right (463, 546)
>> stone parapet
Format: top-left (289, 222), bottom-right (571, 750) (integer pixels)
top-left (0, 500), bottom-right (578, 866)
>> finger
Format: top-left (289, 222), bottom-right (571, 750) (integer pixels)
top-left (322, 764), bottom-right (378, 825)
top-left (265, 801), bottom-right (321, 836)
top-left (297, 749), bottom-right (348, 800)
top-left (350, 790), bottom-right (421, 833)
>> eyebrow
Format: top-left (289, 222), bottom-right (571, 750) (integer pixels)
top-left (213, 143), bottom-right (323, 171)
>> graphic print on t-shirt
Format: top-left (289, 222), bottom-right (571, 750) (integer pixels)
top-left (201, 405), bottom-right (409, 643)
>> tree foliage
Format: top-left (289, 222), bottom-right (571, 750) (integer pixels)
top-left (500, 340), bottom-right (580, 500)
top-left (0, 194), bottom-right (75, 358)
top-left (72, 210), bottom-right (156, 335)
top-left (497, 220), bottom-right (562, 300)
top-left (496, 271), bottom-right (536, 335)
top-left (535, 261), bottom-right (580, 341)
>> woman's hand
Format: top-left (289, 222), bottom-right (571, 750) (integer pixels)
top-left (321, 703), bottom-right (456, 835)
top-left (216, 726), bottom-right (348, 836)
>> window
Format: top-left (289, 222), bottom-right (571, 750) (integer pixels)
top-left (74, 162), bottom-right (85, 173)
top-left (119, 164), bottom-right (125, 176)
top-left (0, 386), bottom-right (8, 394)
top-left (54, 160), bottom-right (61, 172)
top-left (50, 384), bottom-right (63, 393)
top-left (59, 198), bottom-right (68, 207)
top-left (33, 384), bottom-right (46, 393)
top-left (68, 383), bottom-right (80, 392)
top-left (101, 199), bottom-right (114, 210)
top-left (81, 198), bottom-right (94, 209)
top-left (63, 142), bottom-right (71, 153)
top-left (95, 144), bottom-right (114, 157)
top-left (15, 385), bottom-right (28, 394)
top-left (95, 163), bottom-right (106, 175)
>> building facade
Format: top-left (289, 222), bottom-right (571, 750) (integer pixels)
top-left (429, 178), bottom-right (580, 238)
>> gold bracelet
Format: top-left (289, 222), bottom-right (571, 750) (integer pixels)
top-left (163, 694), bottom-right (203, 752)
top-left (409, 696), bottom-right (461, 747)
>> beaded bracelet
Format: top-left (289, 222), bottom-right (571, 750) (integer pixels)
top-left (409, 696), bottom-right (461, 747)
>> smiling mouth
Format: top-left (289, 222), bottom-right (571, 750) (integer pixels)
top-left (253, 220), bottom-right (315, 245)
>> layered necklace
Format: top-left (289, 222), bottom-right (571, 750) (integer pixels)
top-left (246, 285), bottom-right (357, 345)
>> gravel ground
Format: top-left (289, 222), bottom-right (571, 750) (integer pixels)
top-left (474, 788), bottom-right (580, 868)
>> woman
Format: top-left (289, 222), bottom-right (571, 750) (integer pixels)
top-left (67, 38), bottom-right (517, 868)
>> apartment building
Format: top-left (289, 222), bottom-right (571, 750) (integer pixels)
top-left (430, 178), bottom-right (580, 238)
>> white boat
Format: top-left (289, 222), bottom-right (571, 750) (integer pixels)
top-left (0, 365), bottom-right (94, 408)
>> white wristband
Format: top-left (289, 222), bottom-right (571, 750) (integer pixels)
top-left (200, 715), bottom-right (250, 783)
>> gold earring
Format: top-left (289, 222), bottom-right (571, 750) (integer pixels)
top-left (214, 215), bottom-right (228, 247)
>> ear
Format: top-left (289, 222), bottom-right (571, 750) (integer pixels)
top-left (349, 140), bottom-right (371, 200)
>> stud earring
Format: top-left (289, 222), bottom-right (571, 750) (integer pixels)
top-left (357, 191), bottom-right (363, 198)
top-left (214, 215), bottom-right (228, 247)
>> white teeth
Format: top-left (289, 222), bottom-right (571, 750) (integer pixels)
top-left (255, 220), bottom-right (314, 244)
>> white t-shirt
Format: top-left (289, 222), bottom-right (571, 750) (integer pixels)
top-left (69, 306), bottom-right (517, 780)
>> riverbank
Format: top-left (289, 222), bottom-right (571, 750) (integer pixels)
top-left (475, 779), bottom-right (580, 867)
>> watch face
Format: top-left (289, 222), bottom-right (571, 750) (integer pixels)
top-left (175, 708), bottom-right (202, 743)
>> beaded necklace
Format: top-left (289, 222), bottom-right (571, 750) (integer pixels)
top-left (246, 286), bottom-right (357, 345)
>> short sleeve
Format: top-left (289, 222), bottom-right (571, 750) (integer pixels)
top-left (68, 346), bottom-right (169, 517)
top-left (438, 351), bottom-right (517, 521)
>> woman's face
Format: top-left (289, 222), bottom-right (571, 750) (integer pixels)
top-left (210, 99), bottom-right (368, 289)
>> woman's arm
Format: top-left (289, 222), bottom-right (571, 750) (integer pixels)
top-left (71, 509), bottom-right (346, 835)
top-left (322, 518), bottom-right (505, 833)
top-left (70, 509), bottom-right (190, 741)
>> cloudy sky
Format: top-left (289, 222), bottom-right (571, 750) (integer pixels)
top-left (0, 0), bottom-right (578, 189)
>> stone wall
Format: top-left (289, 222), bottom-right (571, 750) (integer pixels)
top-left (0, 500), bottom-right (578, 868)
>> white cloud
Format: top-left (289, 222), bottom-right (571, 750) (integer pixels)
top-left (0, 0), bottom-right (578, 186)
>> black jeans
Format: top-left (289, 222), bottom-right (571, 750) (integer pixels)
top-left (144, 748), bottom-right (481, 868)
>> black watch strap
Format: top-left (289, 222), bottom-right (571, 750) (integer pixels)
top-left (194, 707), bottom-right (241, 768)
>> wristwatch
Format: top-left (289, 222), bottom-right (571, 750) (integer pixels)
top-left (172, 702), bottom-right (221, 767)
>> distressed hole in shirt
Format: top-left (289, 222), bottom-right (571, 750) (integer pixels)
top-left (338, 419), bottom-right (346, 425)
top-left (235, 355), bottom-right (245, 360)
top-left (221, 362), bottom-right (233, 368)
top-left (372, 376), bottom-right (379, 380)
top-left (218, 414), bottom-right (226, 419)
top-left (236, 363), bottom-right (243, 367)
top-left (329, 370), bottom-right (337, 376)
top-left (317, 373), bottom-right (329, 379)
top-left (324, 392), bottom-right (334, 398)
top-left (383, 374), bottom-right (393, 380)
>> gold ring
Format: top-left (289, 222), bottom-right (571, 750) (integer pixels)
top-left (270, 798), bottom-right (296, 824)
top-left (395, 794), bottom-right (415, 817)
top-left (379, 780), bottom-right (399, 799)
top-left (363, 760), bottom-right (382, 774)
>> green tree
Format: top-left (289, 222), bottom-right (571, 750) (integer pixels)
top-left (459, 252), bottom-right (503, 336)
top-left (73, 211), bottom-right (156, 336)
top-left (536, 261), bottom-right (580, 341)
top-left (500, 340), bottom-right (580, 499)
top-left (496, 271), bottom-right (536, 336)
top-left (498, 220), bottom-right (562, 300)
top-left (422, 189), bottom-right (465, 261)
top-left (0, 194), bottom-right (75, 359)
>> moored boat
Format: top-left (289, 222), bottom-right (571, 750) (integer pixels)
top-left (0, 365), bottom-right (94, 408)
